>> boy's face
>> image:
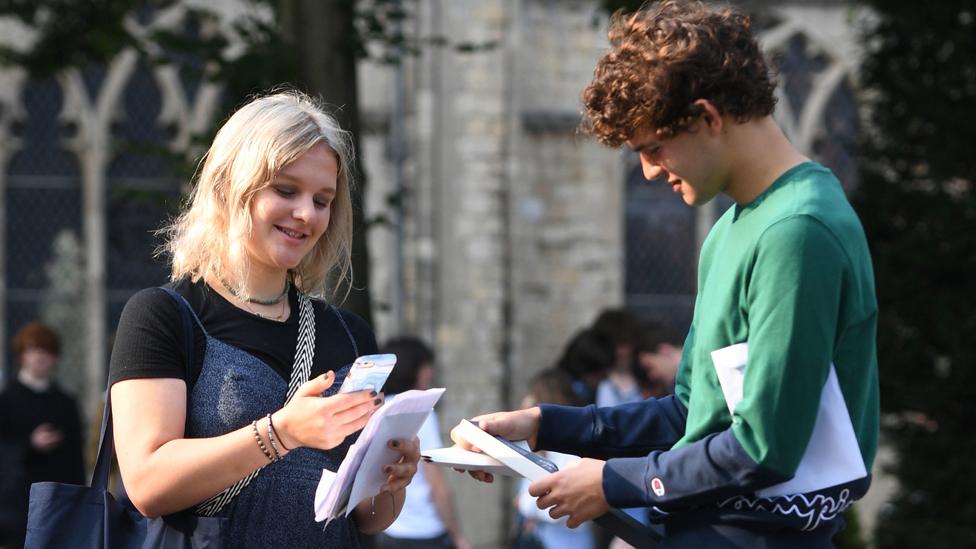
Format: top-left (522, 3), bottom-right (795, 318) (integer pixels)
top-left (627, 122), bottom-right (726, 206)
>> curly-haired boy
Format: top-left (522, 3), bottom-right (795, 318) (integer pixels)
top-left (454, 1), bottom-right (879, 545)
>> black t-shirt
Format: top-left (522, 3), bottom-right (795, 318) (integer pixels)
top-left (109, 279), bottom-right (377, 388)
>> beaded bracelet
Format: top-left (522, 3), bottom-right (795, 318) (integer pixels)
top-left (268, 413), bottom-right (291, 451)
top-left (251, 419), bottom-right (276, 463)
top-left (266, 413), bottom-right (283, 461)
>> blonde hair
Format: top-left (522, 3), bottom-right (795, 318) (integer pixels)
top-left (161, 90), bottom-right (355, 298)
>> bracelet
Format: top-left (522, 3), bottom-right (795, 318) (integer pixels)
top-left (370, 490), bottom-right (399, 519)
top-left (266, 413), bottom-right (282, 460)
top-left (251, 419), bottom-right (276, 463)
top-left (268, 413), bottom-right (291, 451)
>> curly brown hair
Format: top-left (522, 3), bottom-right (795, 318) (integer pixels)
top-left (582, 0), bottom-right (777, 146)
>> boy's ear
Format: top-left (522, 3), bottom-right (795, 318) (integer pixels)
top-left (693, 99), bottom-right (723, 135)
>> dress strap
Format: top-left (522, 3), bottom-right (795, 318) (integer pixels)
top-left (329, 304), bottom-right (359, 357)
top-left (158, 286), bottom-right (209, 337)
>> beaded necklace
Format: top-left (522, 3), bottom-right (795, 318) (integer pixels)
top-left (220, 277), bottom-right (290, 305)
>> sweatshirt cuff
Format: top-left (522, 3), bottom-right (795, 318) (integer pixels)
top-left (602, 456), bottom-right (651, 508)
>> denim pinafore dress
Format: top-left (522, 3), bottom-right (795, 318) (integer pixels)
top-left (173, 292), bottom-right (361, 548)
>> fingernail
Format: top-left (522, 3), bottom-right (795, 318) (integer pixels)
top-left (374, 398), bottom-right (383, 406)
top-left (389, 439), bottom-right (400, 448)
top-left (369, 390), bottom-right (377, 397)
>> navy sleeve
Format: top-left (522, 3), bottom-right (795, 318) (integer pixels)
top-left (602, 428), bottom-right (790, 508)
top-left (536, 396), bottom-right (688, 459)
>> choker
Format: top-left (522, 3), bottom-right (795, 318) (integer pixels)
top-left (221, 278), bottom-right (290, 306)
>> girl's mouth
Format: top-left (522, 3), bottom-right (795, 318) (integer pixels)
top-left (276, 226), bottom-right (306, 239)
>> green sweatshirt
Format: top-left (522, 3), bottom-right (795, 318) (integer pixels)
top-left (674, 162), bottom-right (879, 477)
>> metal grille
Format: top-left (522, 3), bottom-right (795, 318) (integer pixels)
top-left (106, 60), bottom-right (183, 335)
top-left (623, 157), bottom-right (697, 333)
top-left (5, 77), bottom-right (85, 391)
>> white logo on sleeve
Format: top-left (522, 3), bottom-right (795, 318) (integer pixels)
top-left (651, 477), bottom-right (666, 497)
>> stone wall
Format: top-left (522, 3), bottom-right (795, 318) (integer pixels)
top-left (360, 1), bottom-right (622, 545)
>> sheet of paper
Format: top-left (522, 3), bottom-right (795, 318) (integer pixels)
top-left (347, 411), bottom-right (431, 508)
top-left (710, 342), bottom-right (748, 414)
top-left (421, 446), bottom-right (516, 476)
top-left (314, 387), bottom-right (445, 523)
top-left (452, 419), bottom-right (552, 481)
top-left (709, 343), bottom-right (867, 497)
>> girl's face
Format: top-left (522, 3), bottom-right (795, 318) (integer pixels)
top-left (244, 143), bottom-right (339, 278)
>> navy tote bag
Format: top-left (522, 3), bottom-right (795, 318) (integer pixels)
top-left (25, 288), bottom-right (227, 548)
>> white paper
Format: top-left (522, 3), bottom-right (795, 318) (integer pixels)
top-left (709, 342), bottom-right (748, 415)
top-left (314, 387), bottom-right (445, 523)
top-left (421, 446), bottom-right (517, 476)
top-left (709, 343), bottom-right (867, 497)
top-left (452, 419), bottom-right (554, 482)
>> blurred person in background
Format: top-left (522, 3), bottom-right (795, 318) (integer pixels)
top-left (0, 321), bottom-right (84, 549)
top-left (592, 310), bottom-right (646, 549)
top-left (375, 336), bottom-right (470, 549)
top-left (632, 321), bottom-right (683, 400)
top-left (555, 328), bottom-right (615, 405)
top-left (514, 369), bottom-right (593, 549)
top-left (593, 309), bottom-right (643, 410)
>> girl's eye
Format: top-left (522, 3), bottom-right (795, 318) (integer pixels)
top-left (274, 186), bottom-right (295, 197)
top-left (314, 199), bottom-right (331, 209)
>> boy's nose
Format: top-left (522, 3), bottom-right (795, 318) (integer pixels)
top-left (642, 161), bottom-right (665, 181)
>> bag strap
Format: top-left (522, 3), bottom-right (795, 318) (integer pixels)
top-left (195, 291), bottom-right (316, 516)
top-left (91, 389), bottom-right (115, 490)
top-left (91, 287), bottom-right (196, 490)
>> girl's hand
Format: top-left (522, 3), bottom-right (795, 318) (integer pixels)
top-left (379, 437), bottom-right (421, 494)
top-left (272, 371), bottom-right (383, 451)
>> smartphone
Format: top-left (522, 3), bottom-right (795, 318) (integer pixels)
top-left (337, 354), bottom-right (397, 394)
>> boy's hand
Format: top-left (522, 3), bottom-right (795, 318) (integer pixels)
top-left (528, 458), bottom-right (609, 528)
top-left (449, 406), bottom-right (542, 483)
top-left (451, 406), bottom-right (542, 451)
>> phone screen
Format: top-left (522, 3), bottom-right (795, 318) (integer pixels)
top-left (337, 353), bottom-right (397, 394)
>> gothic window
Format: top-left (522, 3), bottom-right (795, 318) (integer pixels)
top-left (5, 78), bottom-right (82, 341)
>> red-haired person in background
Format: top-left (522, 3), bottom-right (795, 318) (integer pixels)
top-left (0, 322), bottom-right (84, 548)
